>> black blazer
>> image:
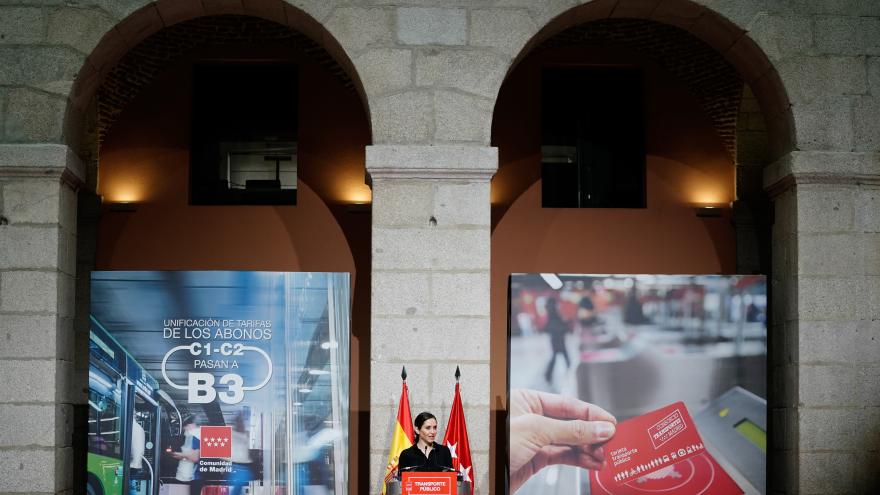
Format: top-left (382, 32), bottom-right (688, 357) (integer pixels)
top-left (398, 442), bottom-right (453, 472)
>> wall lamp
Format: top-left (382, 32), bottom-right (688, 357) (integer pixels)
top-left (695, 205), bottom-right (724, 217)
top-left (346, 203), bottom-right (371, 213)
top-left (108, 202), bottom-right (140, 212)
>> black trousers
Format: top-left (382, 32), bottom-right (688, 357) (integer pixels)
top-left (545, 342), bottom-right (570, 381)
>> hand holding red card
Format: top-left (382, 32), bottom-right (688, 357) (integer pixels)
top-left (508, 389), bottom-right (617, 493)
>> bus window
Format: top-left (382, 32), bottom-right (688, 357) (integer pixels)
top-left (88, 387), bottom-right (122, 458)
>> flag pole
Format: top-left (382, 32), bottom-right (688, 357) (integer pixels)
top-left (384, 365), bottom-right (415, 493)
top-left (444, 364), bottom-right (474, 485)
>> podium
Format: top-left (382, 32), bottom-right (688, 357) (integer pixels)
top-left (386, 472), bottom-right (472, 495)
top-left (402, 472), bottom-right (457, 495)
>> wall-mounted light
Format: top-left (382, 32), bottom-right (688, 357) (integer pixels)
top-left (108, 202), bottom-right (139, 212)
top-left (342, 182), bottom-right (372, 203)
top-left (346, 203), bottom-right (371, 214)
top-left (101, 180), bottom-right (147, 204)
top-left (695, 205), bottom-right (724, 217)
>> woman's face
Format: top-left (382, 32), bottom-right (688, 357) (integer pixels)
top-left (416, 418), bottom-right (438, 445)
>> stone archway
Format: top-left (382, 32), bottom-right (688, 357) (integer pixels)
top-left (2, 1), bottom-right (874, 494)
top-left (506, 0), bottom-right (795, 157)
top-left (74, 5), bottom-right (375, 494)
top-left (485, 1), bottom-right (802, 493)
top-left (0, 2), bottom-right (377, 494)
top-left (65, 0), bottom-right (368, 164)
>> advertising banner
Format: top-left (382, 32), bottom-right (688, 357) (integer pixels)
top-left (508, 274), bottom-right (766, 495)
top-left (87, 271), bottom-right (350, 495)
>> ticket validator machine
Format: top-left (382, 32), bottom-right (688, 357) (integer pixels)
top-left (694, 386), bottom-right (767, 494)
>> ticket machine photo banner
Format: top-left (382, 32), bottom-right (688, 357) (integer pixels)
top-left (87, 271), bottom-right (351, 495)
top-left (508, 274), bottom-right (767, 495)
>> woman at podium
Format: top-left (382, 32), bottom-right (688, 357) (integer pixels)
top-left (399, 412), bottom-right (453, 471)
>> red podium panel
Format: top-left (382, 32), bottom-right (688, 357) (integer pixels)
top-left (402, 472), bottom-right (457, 495)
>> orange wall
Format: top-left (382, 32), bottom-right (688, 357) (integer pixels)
top-left (94, 42), bottom-right (372, 492)
top-left (488, 44), bottom-right (737, 489)
top-left (97, 43), bottom-right (369, 272)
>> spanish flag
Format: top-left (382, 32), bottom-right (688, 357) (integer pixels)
top-left (383, 371), bottom-right (414, 493)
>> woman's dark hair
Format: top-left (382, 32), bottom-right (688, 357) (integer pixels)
top-left (413, 411), bottom-right (437, 441)
top-left (414, 411), bottom-right (436, 429)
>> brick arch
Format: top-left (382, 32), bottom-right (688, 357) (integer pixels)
top-left (500, 0), bottom-right (795, 159)
top-left (65, 0), bottom-right (368, 147)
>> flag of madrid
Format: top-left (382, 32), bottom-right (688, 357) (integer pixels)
top-left (200, 426), bottom-right (232, 458)
top-left (443, 382), bottom-right (474, 485)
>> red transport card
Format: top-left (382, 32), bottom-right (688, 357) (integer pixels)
top-left (591, 452), bottom-right (742, 494)
top-left (589, 402), bottom-right (742, 494)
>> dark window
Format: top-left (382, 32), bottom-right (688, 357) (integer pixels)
top-left (541, 67), bottom-right (645, 208)
top-left (190, 63), bottom-right (298, 205)
top-left (87, 369), bottom-right (122, 458)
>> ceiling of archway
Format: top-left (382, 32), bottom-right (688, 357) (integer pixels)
top-left (536, 18), bottom-right (743, 160)
top-left (96, 14), bottom-right (355, 146)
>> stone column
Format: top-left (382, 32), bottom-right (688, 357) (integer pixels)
top-left (765, 150), bottom-right (880, 494)
top-left (0, 144), bottom-right (82, 494)
top-left (367, 145), bottom-right (496, 494)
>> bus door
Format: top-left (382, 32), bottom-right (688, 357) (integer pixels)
top-left (126, 386), bottom-right (161, 495)
top-left (88, 327), bottom-right (127, 495)
top-left (121, 352), bottom-right (162, 495)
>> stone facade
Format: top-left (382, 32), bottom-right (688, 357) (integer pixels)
top-left (1, 1), bottom-right (878, 494)
top-left (0, 144), bottom-right (82, 494)
top-left (367, 145), bottom-right (496, 493)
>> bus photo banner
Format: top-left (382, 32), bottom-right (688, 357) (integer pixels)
top-left (87, 271), bottom-right (351, 495)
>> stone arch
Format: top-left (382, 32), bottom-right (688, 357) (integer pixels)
top-left (485, 0), bottom-right (795, 239)
top-left (492, 0), bottom-right (795, 158)
top-left (60, 3), bottom-right (376, 491)
top-left (486, 1), bottom-right (795, 492)
top-left (64, 0), bottom-right (369, 154)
